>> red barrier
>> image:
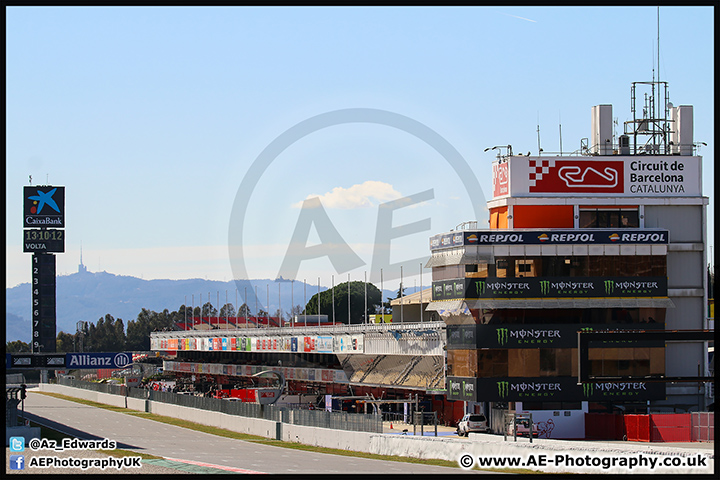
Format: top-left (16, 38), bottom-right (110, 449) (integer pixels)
top-left (585, 413), bottom-right (625, 440)
top-left (229, 388), bottom-right (258, 402)
top-left (586, 413), bottom-right (707, 442)
top-left (624, 414), bottom-right (651, 442)
top-left (651, 413), bottom-right (691, 442)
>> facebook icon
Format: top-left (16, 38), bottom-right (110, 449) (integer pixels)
top-left (10, 455), bottom-right (25, 470)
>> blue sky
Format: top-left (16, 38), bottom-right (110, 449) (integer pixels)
top-left (6, 6), bottom-right (714, 293)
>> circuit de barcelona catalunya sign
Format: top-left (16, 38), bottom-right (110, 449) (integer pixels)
top-left (447, 376), bottom-right (665, 402)
top-left (494, 156), bottom-right (701, 198)
top-left (432, 276), bottom-right (668, 301)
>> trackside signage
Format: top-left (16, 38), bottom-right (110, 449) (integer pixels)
top-left (433, 276), bottom-right (668, 300)
top-left (430, 229), bottom-right (668, 250)
top-left (24, 186), bottom-right (65, 228)
top-left (504, 156), bottom-right (701, 198)
top-left (447, 323), bottom-right (665, 349)
top-left (447, 376), bottom-right (665, 402)
top-left (65, 352), bottom-right (132, 369)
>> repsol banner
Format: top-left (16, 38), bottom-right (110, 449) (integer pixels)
top-left (447, 323), bottom-right (665, 349)
top-left (447, 376), bottom-right (665, 402)
top-left (433, 276), bottom-right (668, 300)
top-left (429, 229), bottom-right (668, 250)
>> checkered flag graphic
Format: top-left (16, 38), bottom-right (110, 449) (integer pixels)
top-left (529, 159), bottom-right (554, 186)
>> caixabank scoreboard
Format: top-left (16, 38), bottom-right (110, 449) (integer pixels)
top-left (23, 185), bottom-right (65, 353)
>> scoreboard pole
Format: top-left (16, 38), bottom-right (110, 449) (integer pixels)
top-left (31, 252), bottom-right (57, 353)
top-left (24, 185), bottom-right (65, 355)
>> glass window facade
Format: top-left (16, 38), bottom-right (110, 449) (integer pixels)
top-left (579, 207), bottom-right (639, 228)
top-left (433, 255), bottom-right (666, 281)
top-left (449, 347), bottom-right (664, 378)
top-left (478, 308), bottom-right (666, 325)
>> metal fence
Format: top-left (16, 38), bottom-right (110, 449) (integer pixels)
top-left (56, 378), bottom-right (382, 433)
top-left (691, 412), bottom-right (714, 442)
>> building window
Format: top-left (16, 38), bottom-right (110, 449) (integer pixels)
top-left (587, 347), bottom-right (664, 377)
top-left (437, 255), bottom-right (666, 280)
top-left (521, 401), bottom-right (582, 411)
top-left (476, 349), bottom-right (508, 377)
top-left (507, 349), bottom-right (577, 377)
top-left (484, 308), bottom-right (665, 326)
top-left (432, 265), bottom-right (463, 281)
top-left (579, 207), bottom-right (639, 228)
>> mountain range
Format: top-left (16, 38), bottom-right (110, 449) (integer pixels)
top-left (5, 268), bottom-right (413, 343)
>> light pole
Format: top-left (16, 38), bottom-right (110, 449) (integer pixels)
top-left (484, 145), bottom-right (513, 162)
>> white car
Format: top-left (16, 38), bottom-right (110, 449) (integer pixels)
top-left (456, 413), bottom-right (489, 436)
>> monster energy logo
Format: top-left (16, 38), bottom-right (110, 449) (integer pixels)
top-left (581, 327), bottom-right (594, 333)
top-left (604, 280), bottom-right (615, 295)
top-left (497, 381), bottom-right (509, 398)
top-left (540, 280), bottom-right (550, 295)
top-left (476, 280), bottom-right (485, 296)
top-left (497, 328), bottom-right (509, 346)
top-left (583, 383), bottom-right (594, 397)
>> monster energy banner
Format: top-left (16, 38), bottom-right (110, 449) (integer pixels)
top-left (447, 376), bottom-right (665, 402)
top-left (447, 323), bottom-right (665, 349)
top-left (447, 376), bottom-right (477, 401)
top-left (430, 229), bottom-right (669, 250)
top-left (433, 277), bottom-right (668, 301)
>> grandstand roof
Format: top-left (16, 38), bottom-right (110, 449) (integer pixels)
top-left (389, 288), bottom-right (432, 306)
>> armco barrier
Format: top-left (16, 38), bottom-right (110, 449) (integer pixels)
top-left (651, 413), bottom-right (691, 442)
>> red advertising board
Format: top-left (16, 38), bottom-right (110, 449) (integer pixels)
top-left (529, 159), bottom-right (625, 194)
top-left (493, 161), bottom-right (509, 197)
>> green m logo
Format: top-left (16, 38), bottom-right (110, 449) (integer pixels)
top-left (497, 328), bottom-right (509, 346)
top-left (583, 383), bottom-right (594, 397)
top-left (540, 280), bottom-right (550, 295)
top-left (581, 327), bottom-right (594, 333)
top-left (476, 280), bottom-right (485, 296)
top-left (497, 381), bottom-right (509, 398)
top-left (604, 280), bottom-right (615, 295)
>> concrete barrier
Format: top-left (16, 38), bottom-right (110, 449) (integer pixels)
top-left (36, 384), bottom-right (714, 474)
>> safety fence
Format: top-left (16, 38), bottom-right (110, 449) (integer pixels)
top-left (56, 378), bottom-right (382, 434)
top-left (585, 412), bottom-right (713, 442)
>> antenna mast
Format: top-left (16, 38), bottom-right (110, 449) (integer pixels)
top-left (558, 112), bottom-right (563, 156)
top-left (537, 112), bottom-right (541, 155)
top-left (623, 7), bottom-right (670, 156)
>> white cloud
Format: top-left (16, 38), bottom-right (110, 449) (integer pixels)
top-left (292, 181), bottom-right (402, 209)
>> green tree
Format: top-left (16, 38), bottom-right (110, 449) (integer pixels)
top-left (219, 303), bottom-right (236, 319)
top-left (238, 303), bottom-right (252, 318)
top-left (87, 314), bottom-right (126, 352)
top-left (126, 307), bottom-right (178, 350)
top-left (305, 281), bottom-right (382, 324)
top-left (201, 302), bottom-right (217, 318)
top-left (126, 308), bottom-right (153, 351)
top-left (6, 340), bottom-right (30, 353)
top-left (56, 331), bottom-right (75, 352)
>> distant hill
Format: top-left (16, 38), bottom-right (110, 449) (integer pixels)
top-left (5, 269), bottom-right (410, 343)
